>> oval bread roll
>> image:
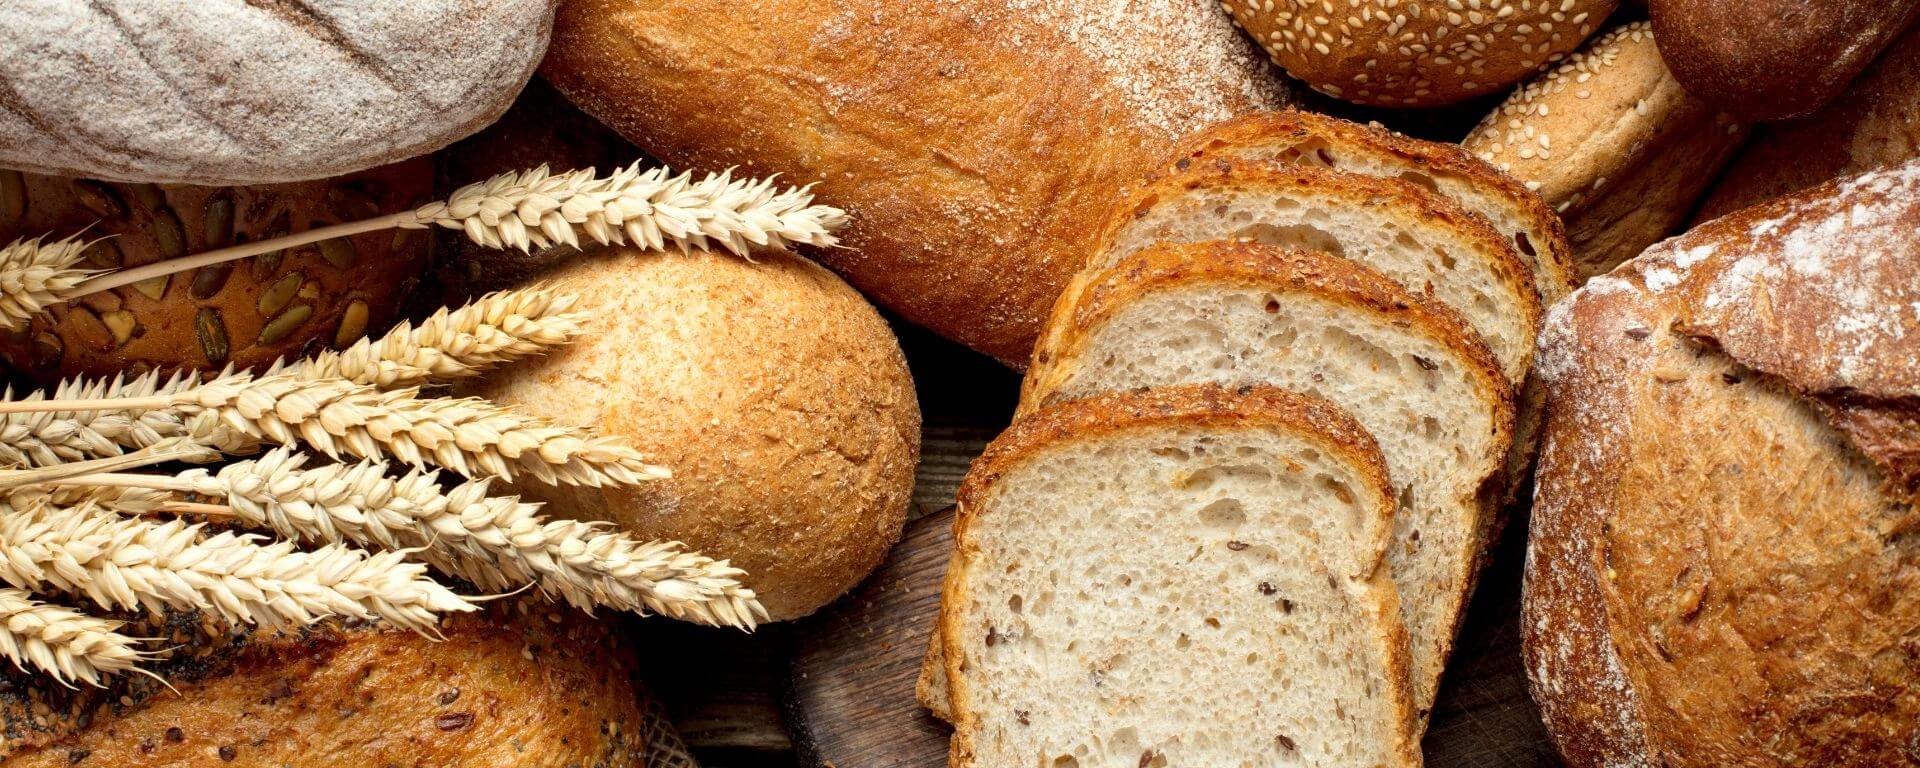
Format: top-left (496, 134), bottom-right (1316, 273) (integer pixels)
top-left (1221, 0), bottom-right (1616, 107)
top-left (471, 248), bottom-right (921, 621)
top-left (1650, 0), bottom-right (1920, 121)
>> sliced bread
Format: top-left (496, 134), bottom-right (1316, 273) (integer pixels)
top-left (1171, 111), bottom-right (1577, 303)
top-left (941, 383), bottom-right (1419, 767)
top-left (1026, 240), bottom-right (1513, 718)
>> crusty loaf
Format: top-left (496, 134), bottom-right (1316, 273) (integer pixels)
top-left (1025, 240), bottom-right (1513, 721)
top-left (1170, 111), bottom-right (1577, 303)
top-left (1083, 158), bottom-right (1541, 384)
top-left (469, 247), bottom-right (919, 621)
top-left (1528, 162), bottom-right (1920, 768)
top-left (540, 0), bottom-right (1291, 365)
top-left (0, 0), bottom-right (556, 185)
top-left (0, 600), bottom-right (659, 766)
top-left (942, 383), bottom-right (1419, 767)
top-left (1650, 0), bottom-right (1920, 121)
top-left (1697, 21), bottom-right (1920, 220)
top-left (1464, 21), bottom-right (1751, 280)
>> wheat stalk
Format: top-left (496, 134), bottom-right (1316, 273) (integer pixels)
top-left (0, 370), bottom-right (260, 469)
top-left (288, 286), bottom-right (585, 389)
top-left (0, 235), bottom-right (98, 331)
top-left (0, 437), bottom-right (215, 490)
top-left (0, 499), bottom-right (475, 634)
top-left (0, 588), bottom-right (155, 688)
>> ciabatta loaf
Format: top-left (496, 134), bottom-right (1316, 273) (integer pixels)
top-left (1026, 240), bottom-right (1513, 719)
top-left (942, 384), bottom-right (1419, 767)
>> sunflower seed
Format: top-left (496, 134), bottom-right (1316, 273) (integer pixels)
top-left (191, 262), bottom-right (235, 299)
top-left (195, 308), bottom-right (229, 365)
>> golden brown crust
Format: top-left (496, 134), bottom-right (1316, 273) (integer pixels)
top-left (1650, 0), bottom-right (1920, 121)
top-left (1169, 110), bottom-right (1578, 300)
top-left (0, 601), bottom-right (654, 766)
top-left (541, 0), bottom-right (1290, 365)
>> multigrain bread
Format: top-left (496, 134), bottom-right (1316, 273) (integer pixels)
top-left (1464, 21), bottom-right (1751, 279)
top-left (1219, 0), bottom-right (1616, 107)
top-left (469, 247), bottom-right (920, 621)
top-left (1024, 241), bottom-right (1513, 721)
top-left (1170, 111), bottom-right (1577, 302)
top-left (941, 384), bottom-right (1420, 767)
top-left (0, 601), bottom-right (661, 766)
top-left (540, 0), bottom-right (1291, 365)
top-left (1650, 0), bottom-right (1920, 121)
top-left (0, 0), bottom-right (557, 185)
top-left (1697, 21), bottom-right (1920, 220)
top-left (1084, 158), bottom-right (1541, 384)
top-left (1527, 162), bottom-right (1920, 768)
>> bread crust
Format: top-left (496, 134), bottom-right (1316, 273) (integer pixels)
top-left (939, 383), bottom-right (1419, 767)
top-left (1650, 0), bottom-right (1920, 121)
top-left (1169, 110), bottom-right (1578, 301)
top-left (1529, 163), bottom-right (1920, 767)
top-left (541, 0), bottom-right (1290, 365)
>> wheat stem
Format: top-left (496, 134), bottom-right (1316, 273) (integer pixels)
top-left (72, 216), bottom-right (406, 298)
top-left (0, 235), bottom-right (100, 331)
top-left (0, 588), bottom-right (155, 688)
top-left (0, 438), bottom-right (215, 490)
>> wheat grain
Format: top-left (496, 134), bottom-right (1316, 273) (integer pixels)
top-left (291, 286), bottom-right (585, 389)
top-left (407, 163), bottom-right (849, 256)
top-left (0, 588), bottom-right (154, 688)
top-left (0, 499), bottom-right (475, 634)
top-left (0, 235), bottom-right (97, 331)
top-left (0, 370), bottom-right (258, 469)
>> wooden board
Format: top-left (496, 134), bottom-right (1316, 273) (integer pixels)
top-left (785, 505), bottom-right (1563, 767)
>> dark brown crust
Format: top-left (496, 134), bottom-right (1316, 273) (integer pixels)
top-left (1650, 0), bottom-right (1920, 121)
top-left (1168, 110), bottom-right (1578, 299)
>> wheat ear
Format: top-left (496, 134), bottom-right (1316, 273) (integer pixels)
top-left (0, 588), bottom-right (155, 688)
top-left (0, 500), bottom-right (475, 634)
top-left (289, 286), bottom-right (585, 389)
top-left (0, 235), bottom-right (97, 331)
top-left (74, 164), bottom-right (848, 299)
top-left (0, 370), bottom-right (259, 469)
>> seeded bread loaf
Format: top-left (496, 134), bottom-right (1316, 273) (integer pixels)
top-left (1464, 21), bottom-right (1751, 280)
top-left (1527, 163), bottom-right (1920, 767)
top-left (0, 0), bottom-right (557, 185)
top-left (1649, 0), bottom-right (1920, 121)
top-left (1219, 0), bottom-right (1616, 107)
top-left (540, 0), bottom-right (1292, 365)
top-left (468, 246), bottom-right (919, 621)
top-left (0, 164), bottom-right (433, 384)
top-left (941, 384), bottom-right (1420, 767)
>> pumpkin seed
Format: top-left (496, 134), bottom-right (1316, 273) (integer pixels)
top-left (318, 238), bottom-right (355, 268)
top-left (151, 207), bottom-right (187, 259)
top-left (257, 272), bottom-right (302, 316)
top-left (326, 184), bottom-right (381, 220)
top-left (251, 212), bottom-right (291, 280)
top-left (82, 239), bottom-right (124, 269)
top-left (129, 275), bottom-right (169, 301)
top-left (202, 194), bottom-right (235, 249)
top-left (0, 170), bottom-right (24, 226)
top-left (28, 332), bottom-right (62, 370)
top-left (72, 181), bottom-right (125, 220)
top-left (190, 262), bottom-right (234, 299)
top-left (127, 183), bottom-right (167, 212)
top-left (194, 308), bottom-right (229, 365)
top-left (100, 310), bottom-right (138, 346)
top-left (335, 299), bottom-right (370, 348)
top-left (257, 304), bottom-right (312, 345)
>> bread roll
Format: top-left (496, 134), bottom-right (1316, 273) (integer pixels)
top-left (0, 601), bottom-right (663, 766)
top-left (1697, 22), bottom-right (1920, 219)
top-left (0, 164), bottom-right (432, 383)
top-left (540, 0), bottom-right (1291, 365)
top-left (1220, 0), bottom-right (1616, 107)
top-left (1528, 163), bottom-right (1920, 768)
top-left (1650, 0), bottom-right (1920, 121)
top-left (1463, 22), bottom-right (1750, 279)
top-left (0, 1), bottom-right (558, 185)
top-left (470, 248), bottom-right (919, 621)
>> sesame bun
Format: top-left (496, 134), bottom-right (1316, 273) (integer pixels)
top-left (1221, 0), bottom-right (1617, 107)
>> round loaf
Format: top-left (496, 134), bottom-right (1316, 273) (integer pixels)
top-left (1220, 0), bottom-right (1616, 107)
top-left (469, 248), bottom-right (920, 621)
top-left (0, 0), bottom-right (557, 185)
top-left (1649, 0), bottom-right (1920, 121)
top-left (0, 163), bottom-right (433, 384)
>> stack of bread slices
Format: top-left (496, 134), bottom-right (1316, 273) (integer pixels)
top-left (927, 111), bottom-right (1569, 767)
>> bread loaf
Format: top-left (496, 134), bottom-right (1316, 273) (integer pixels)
top-left (1527, 162), bottom-right (1920, 768)
top-left (1220, 0), bottom-right (1616, 107)
top-left (0, 1), bottom-right (557, 185)
top-left (468, 247), bottom-right (919, 621)
top-left (1650, 0), bottom-right (1920, 121)
top-left (1464, 22), bottom-right (1751, 279)
top-left (0, 164), bottom-right (432, 383)
top-left (941, 384), bottom-right (1419, 767)
top-left (0, 601), bottom-right (662, 766)
top-left (540, 0), bottom-right (1291, 365)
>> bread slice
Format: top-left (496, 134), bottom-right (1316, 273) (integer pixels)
top-left (1027, 239), bottom-right (1513, 719)
top-left (1079, 157), bottom-right (1541, 386)
top-left (1172, 110), bottom-right (1577, 302)
top-left (941, 383), bottom-right (1419, 768)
